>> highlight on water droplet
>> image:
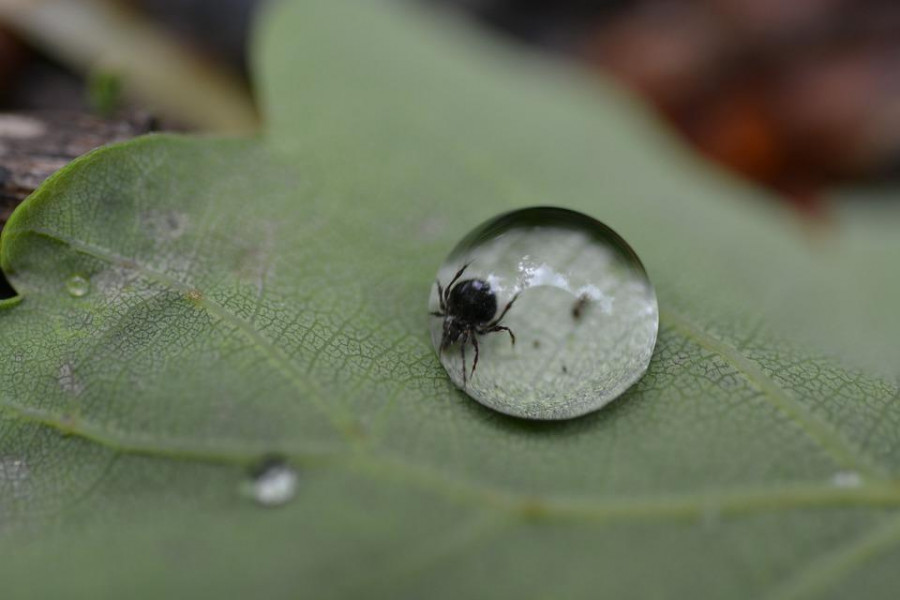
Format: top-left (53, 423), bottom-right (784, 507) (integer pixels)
top-left (245, 456), bottom-right (298, 507)
top-left (65, 274), bottom-right (90, 298)
top-left (428, 207), bottom-right (659, 420)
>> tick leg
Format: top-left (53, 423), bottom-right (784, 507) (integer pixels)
top-left (471, 334), bottom-right (480, 380)
top-left (435, 280), bottom-right (446, 312)
top-left (487, 292), bottom-right (520, 328)
top-left (459, 331), bottom-right (469, 387)
top-left (430, 311), bottom-right (444, 317)
top-left (445, 263), bottom-right (470, 299)
top-left (483, 325), bottom-right (516, 346)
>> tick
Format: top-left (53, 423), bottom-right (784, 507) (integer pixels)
top-left (572, 293), bottom-right (591, 320)
top-left (431, 263), bottom-right (518, 386)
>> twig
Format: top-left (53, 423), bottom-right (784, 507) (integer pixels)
top-left (0, 0), bottom-right (259, 133)
top-left (0, 110), bottom-right (153, 226)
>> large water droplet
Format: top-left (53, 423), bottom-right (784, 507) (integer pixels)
top-left (429, 207), bottom-right (658, 420)
top-left (246, 457), bottom-right (298, 507)
top-left (65, 275), bottom-right (90, 298)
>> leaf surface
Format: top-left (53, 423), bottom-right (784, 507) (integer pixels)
top-left (1, 1), bottom-right (899, 598)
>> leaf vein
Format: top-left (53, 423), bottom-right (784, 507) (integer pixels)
top-left (661, 307), bottom-right (883, 478)
top-left (20, 227), bottom-right (362, 441)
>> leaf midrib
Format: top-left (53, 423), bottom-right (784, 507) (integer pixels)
top-left (661, 307), bottom-right (884, 478)
top-left (3, 392), bottom-right (900, 526)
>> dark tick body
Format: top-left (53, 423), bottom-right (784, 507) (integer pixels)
top-left (572, 293), bottom-right (591, 320)
top-left (431, 264), bottom-right (518, 386)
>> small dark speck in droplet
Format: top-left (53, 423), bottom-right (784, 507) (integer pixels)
top-left (532, 340), bottom-right (541, 349)
top-left (562, 365), bottom-right (568, 374)
top-left (572, 293), bottom-right (591, 320)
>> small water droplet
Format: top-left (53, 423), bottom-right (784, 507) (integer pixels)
top-left (246, 457), bottom-right (298, 507)
top-left (65, 275), bottom-right (90, 297)
top-left (429, 207), bottom-right (658, 420)
top-left (831, 471), bottom-right (863, 488)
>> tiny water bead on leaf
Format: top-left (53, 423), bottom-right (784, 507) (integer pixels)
top-left (65, 275), bottom-right (90, 298)
top-left (429, 207), bottom-right (659, 420)
top-left (245, 457), bottom-right (298, 508)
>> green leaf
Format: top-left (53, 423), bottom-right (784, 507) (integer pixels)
top-left (2, 1), bottom-right (899, 597)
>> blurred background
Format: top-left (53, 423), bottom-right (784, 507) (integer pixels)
top-left (0, 0), bottom-right (898, 229)
top-left (438, 0), bottom-right (900, 214)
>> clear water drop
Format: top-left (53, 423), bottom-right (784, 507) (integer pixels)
top-left (65, 274), bottom-right (90, 298)
top-left (247, 457), bottom-right (298, 507)
top-left (429, 207), bottom-right (658, 420)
